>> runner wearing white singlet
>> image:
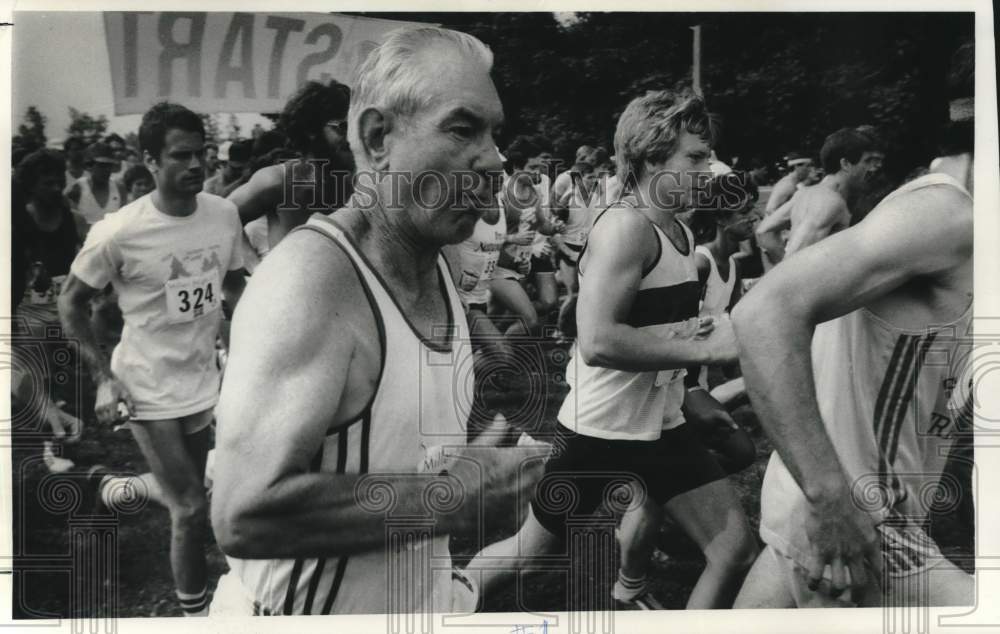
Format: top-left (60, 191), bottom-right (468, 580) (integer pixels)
top-left (733, 43), bottom-right (975, 608)
top-left (209, 27), bottom-right (545, 617)
top-left (469, 92), bottom-right (756, 611)
top-left (442, 201), bottom-right (507, 351)
top-left (221, 216), bottom-right (476, 615)
top-left (67, 142), bottom-right (126, 240)
top-left (552, 162), bottom-right (599, 337)
top-left (681, 173), bottom-right (763, 476)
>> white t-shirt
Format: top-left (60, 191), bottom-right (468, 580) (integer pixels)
top-left (71, 193), bottom-right (245, 419)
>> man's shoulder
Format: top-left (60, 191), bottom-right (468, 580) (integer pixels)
top-left (82, 207), bottom-right (129, 248)
top-left (197, 191), bottom-right (239, 215)
top-left (253, 222), bottom-right (367, 306)
top-left (587, 204), bottom-right (653, 256)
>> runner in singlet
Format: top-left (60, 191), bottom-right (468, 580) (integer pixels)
top-left (733, 42), bottom-right (975, 608)
top-left (680, 172), bottom-right (762, 475)
top-left (208, 26), bottom-right (544, 618)
top-left (552, 162), bottom-right (599, 338)
top-left (469, 91), bottom-right (756, 611)
top-left (220, 215), bottom-right (477, 614)
top-left (67, 142), bottom-right (126, 239)
top-left (490, 141), bottom-right (565, 338)
top-left (442, 198), bottom-right (507, 354)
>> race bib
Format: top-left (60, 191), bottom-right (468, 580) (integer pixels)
top-left (164, 272), bottom-right (220, 323)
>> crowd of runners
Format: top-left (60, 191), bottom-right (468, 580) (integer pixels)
top-left (11, 25), bottom-right (975, 617)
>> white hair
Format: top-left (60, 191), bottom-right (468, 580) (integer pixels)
top-left (348, 26), bottom-right (494, 168)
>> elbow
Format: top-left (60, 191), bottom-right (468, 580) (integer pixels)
top-left (210, 476), bottom-right (267, 558)
top-left (211, 496), bottom-right (258, 559)
top-left (578, 329), bottom-right (612, 367)
top-left (731, 292), bottom-right (765, 343)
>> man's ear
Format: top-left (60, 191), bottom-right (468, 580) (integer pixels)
top-left (358, 107), bottom-right (393, 171)
top-left (839, 157), bottom-right (853, 173)
top-left (143, 150), bottom-right (159, 175)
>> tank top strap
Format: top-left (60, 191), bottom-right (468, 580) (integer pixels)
top-left (296, 214), bottom-right (465, 353)
top-left (884, 172), bottom-right (971, 205)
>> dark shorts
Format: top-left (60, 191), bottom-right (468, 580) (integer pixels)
top-left (530, 423), bottom-right (725, 538)
top-left (531, 255), bottom-right (555, 274)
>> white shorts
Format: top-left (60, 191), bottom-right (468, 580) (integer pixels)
top-left (766, 523), bottom-right (962, 608)
top-left (209, 568), bottom-right (480, 616)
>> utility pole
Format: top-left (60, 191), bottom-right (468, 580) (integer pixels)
top-left (691, 25), bottom-right (703, 97)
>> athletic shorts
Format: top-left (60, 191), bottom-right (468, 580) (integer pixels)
top-left (762, 522), bottom-right (960, 608)
top-left (531, 255), bottom-right (555, 274)
top-left (530, 423), bottom-right (725, 538)
top-left (129, 408), bottom-right (213, 436)
top-left (210, 568), bottom-right (479, 616)
top-left (555, 243), bottom-right (584, 267)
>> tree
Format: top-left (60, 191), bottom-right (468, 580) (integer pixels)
top-left (352, 11), bottom-right (971, 180)
top-left (123, 132), bottom-right (140, 151)
top-left (200, 113), bottom-right (222, 144)
top-left (66, 107), bottom-right (109, 146)
top-left (226, 114), bottom-right (242, 141)
top-left (13, 106), bottom-right (47, 157)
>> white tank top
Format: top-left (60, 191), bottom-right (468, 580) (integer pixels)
top-left (442, 202), bottom-right (506, 306)
top-left (695, 245), bottom-right (737, 318)
top-left (73, 176), bottom-right (122, 225)
top-left (557, 197), bottom-right (701, 440)
top-left (227, 214), bottom-right (473, 615)
top-left (760, 173), bottom-right (973, 574)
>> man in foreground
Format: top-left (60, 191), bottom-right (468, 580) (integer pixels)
top-left (210, 26), bottom-right (544, 616)
top-left (732, 42), bottom-right (975, 608)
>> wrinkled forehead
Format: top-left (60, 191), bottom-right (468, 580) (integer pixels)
top-left (413, 45), bottom-right (503, 126)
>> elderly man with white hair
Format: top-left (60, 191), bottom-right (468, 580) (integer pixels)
top-left (210, 26), bottom-right (545, 616)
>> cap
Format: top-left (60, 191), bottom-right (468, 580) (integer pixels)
top-left (86, 142), bottom-right (118, 165)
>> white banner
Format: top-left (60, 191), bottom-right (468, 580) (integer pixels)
top-left (103, 12), bottom-right (428, 115)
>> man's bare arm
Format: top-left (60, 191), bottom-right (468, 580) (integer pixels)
top-left (59, 273), bottom-right (134, 422)
top-left (58, 274), bottom-right (111, 382)
top-left (732, 186), bottom-right (971, 592)
top-left (211, 234), bottom-right (542, 559)
top-left (756, 195), bottom-right (794, 263)
top-left (576, 212), bottom-right (736, 372)
top-left (765, 178), bottom-right (795, 214)
top-left (227, 165), bottom-right (284, 226)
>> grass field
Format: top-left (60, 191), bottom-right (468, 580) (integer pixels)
top-left (12, 336), bottom-right (974, 617)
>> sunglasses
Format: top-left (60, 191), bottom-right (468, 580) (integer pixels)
top-left (325, 120), bottom-right (348, 135)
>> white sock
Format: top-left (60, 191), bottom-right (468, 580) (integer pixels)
top-left (612, 571), bottom-right (647, 601)
top-left (177, 587), bottom-right (209, 616)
